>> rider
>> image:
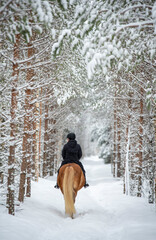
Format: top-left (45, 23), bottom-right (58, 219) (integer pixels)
top-left (54, 132), bottom-right (89, 189)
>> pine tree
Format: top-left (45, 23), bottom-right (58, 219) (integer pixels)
top-left (7, 33), bottom-right (20, 215)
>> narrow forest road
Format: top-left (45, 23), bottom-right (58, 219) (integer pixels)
top-left (1, 156), bottom-right (156, 240)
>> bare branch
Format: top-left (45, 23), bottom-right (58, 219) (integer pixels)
top-left (99, 9), bottom-right (108, 14)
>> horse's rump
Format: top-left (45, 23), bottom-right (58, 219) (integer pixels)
top-left (57, 163), bottom-right (85, 218)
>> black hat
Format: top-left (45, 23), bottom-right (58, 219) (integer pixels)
top-left (67, 133), bottom-right (76, 140)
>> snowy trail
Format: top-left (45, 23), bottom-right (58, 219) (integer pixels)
top-left (1, 156), bottom-right (156, 240)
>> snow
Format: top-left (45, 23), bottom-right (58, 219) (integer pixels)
top-left (60, 0), bottom-right (68, 10)
top-left (52, 29), bottom-right (71, 55)
top-left (1, 156), bottom-right (156, 240)
top-left (51, 28), bottom-right (56, 39)
top-left (35, 25), bottom-right (43, 34)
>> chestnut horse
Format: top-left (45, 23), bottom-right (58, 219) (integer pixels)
top-left (57, 163), bottom-right (85, 218)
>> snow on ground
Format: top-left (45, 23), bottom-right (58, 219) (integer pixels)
top-left (1, 156), bottom-right (156, 240)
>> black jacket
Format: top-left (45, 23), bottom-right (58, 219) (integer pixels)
top-left (62, 140), bottom-right (82, 162)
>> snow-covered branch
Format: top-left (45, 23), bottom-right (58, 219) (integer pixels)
top-left (0, 0), bottom-right (13, 14)
top-left (120, 4), bottom-right (153, 15)
top-left (115, 20), bottom-right (154, 34)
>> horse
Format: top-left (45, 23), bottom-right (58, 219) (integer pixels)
top-left (57, 163), bottom-right (85, 218)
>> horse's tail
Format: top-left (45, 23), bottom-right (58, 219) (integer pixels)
top-left (63, 166), bottom-right (76, 218)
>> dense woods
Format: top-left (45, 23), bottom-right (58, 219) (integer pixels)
top-left (0, 0), bottom-right (155, 216)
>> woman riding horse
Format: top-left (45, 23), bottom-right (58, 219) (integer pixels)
top-left (54, 132), bottom-right (89, 189)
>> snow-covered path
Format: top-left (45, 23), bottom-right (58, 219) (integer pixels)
top-left (1, 156), bottom-right (156, 240)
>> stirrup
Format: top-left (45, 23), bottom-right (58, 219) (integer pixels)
top-left (54, 184), bottom-right (59, 189)
top-left (84, 183), bottom-right (89, 188)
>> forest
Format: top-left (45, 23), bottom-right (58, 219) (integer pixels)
top-left (0, 0), bottom-right (156, 223)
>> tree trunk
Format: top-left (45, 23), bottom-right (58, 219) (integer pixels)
top-left (148, 113), bottom-right (155, 203)
top-left (38, 88), bottom-right (42, 178)
top-left (56, 130), bottom-right (63, 173)
top-left (7, 34), bottom-right (20, 215)
top-left (43, 103), bottom-right (49, 177)
top-left (18, 42), bottom-right (34, 202)
top-left (123, 96), bottom-right (131, 194)
top-left (49, 120), bottom-right (56, 176)
top-left (32, 88), bottom-right (42, 182)
top-left (113, 87), bottom-right (117, 178)
top-left (31, 92), bottom-right (38, 182)
top-left (49, 101), bottom-right (57, 176)
top-left (137, 87), bottom-right (144, 197)
top-left (18, 91), bottom-right (31, 202)
top-left (117, 115), bottom-right (121, 177)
